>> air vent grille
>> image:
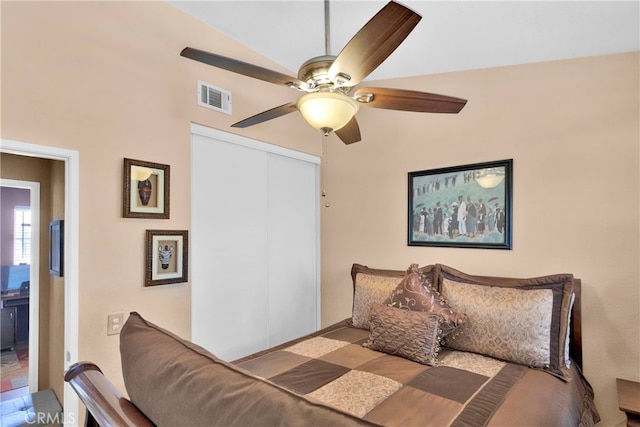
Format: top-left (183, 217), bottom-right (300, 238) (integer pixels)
top-left (198, 80), bottom-right (232, 115)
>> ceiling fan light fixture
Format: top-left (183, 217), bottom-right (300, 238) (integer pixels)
top-left (180, 1), bottom-right (466, 145)
top-left (297, 91), bottom-right (359, 132)
top-left (332, 72), bottom-right (352, 86)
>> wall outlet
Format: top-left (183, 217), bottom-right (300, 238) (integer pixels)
top-left (107, 313), bottom-right (124, 336)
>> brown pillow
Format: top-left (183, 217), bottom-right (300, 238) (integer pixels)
top-left (349, 263), bottom-right (438, 329)
top-left (120, 312), bottom-right (376, 427)
top-left (384, 264), bottom-right (465, 337)
top-left (364, 303), bottom-right (442, 365)
top-left (437, 264), bottom-right (574, 374)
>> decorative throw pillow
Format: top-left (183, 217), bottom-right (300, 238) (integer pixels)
top-left (384, 264), bottom-right (465, 337)
top-left (364, 303), bottom-right (442, 365)
top-left (349, 263), bottom-right (438, 329)
top-left (437, 264), bottom-right (574, 373)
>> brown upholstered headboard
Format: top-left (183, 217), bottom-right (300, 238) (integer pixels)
top-left (570, 278), bottom-right (583, 369)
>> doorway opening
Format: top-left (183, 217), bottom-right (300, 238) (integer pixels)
top-left (0, 180), bottom-right (40, 401)
top-left (0, 139), bottom-right (80, 423)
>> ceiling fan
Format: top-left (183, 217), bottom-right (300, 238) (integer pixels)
top-left (180, 1), bottom-right (467, 144)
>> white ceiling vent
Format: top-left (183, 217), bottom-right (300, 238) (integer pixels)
top-left (198, 80), bottom-right (232, 115)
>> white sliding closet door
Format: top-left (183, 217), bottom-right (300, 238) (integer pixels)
top-left (191, 125), bottom-right (319, 361)
top-left (267, 154), bottom-right (319, 346)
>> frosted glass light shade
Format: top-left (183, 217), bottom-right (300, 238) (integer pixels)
top-left (297, 92), bottom-right (359, 131)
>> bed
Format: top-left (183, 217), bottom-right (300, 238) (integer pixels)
top-left (65, 263), bottom-right (600, 427)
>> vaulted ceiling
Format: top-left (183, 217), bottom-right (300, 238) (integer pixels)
top-left (167, 1), bottom-right (639, 81)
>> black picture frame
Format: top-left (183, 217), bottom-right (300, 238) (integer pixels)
top-left (145, 230), bottom-right (188, 286)
top-left (408, 159), bottom-right (513, 249)
top-left (123, 158), bottom-right (170, 219)
top-left (49, 220), bottom-right (64, 276)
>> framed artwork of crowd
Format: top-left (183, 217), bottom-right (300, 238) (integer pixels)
top-left (408, 159), bottom-right (512, 249)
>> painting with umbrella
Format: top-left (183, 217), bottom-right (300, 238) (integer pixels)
top-left (408, 159), bottom-right (512, 249)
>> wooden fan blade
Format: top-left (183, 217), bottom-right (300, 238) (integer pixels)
top-left (231, 102), bottom-right (298, 128)
top-left (354, 87), bottom-right (467, 113)
top-left (328, 1), bottom-right (421, 87)
top-left (181, 47), bottom-right (305, 89)
top-left (335, 116), bottom-right (362, 144)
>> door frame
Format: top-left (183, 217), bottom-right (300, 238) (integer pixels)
top-left (0, 178), bottom-right (40, 392)
top-left (1, 139), bottom-right (79, 423)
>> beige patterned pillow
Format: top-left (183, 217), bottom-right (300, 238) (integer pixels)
top-left (351, 273), bottom-right (403, 329)
top-left (437, 264), bottom-right (574, 373)
top-left (364, 303), bottom-right (442, 365)
top-left (384, 264), bottom-right (465, 337)
top-left (441, 278), bottom-right (554, 369)
top-left (350, 263), bottom-right (438, 329)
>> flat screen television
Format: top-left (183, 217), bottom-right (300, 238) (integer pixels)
top-left (0, 264), bottom-right (30, 294)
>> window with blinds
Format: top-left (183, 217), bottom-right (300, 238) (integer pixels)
top-left (14, 206), bottom-right (31, 265)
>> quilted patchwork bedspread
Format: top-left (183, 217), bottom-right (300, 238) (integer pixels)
top-left (235, 320), bottom-right (599, 427)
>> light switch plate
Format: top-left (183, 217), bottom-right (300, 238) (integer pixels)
top-left (107, 313), bottom-right (124, 336)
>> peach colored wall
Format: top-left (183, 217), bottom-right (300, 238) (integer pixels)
top-left (2, 1), bottom-right (638, 426)
top-left (321, 52), bottom-right (639, 426)
top-left (1, 0), bottom-right (316, 414)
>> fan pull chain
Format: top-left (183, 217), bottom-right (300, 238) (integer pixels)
top-left (321, 132), bottom-right (330, 208)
